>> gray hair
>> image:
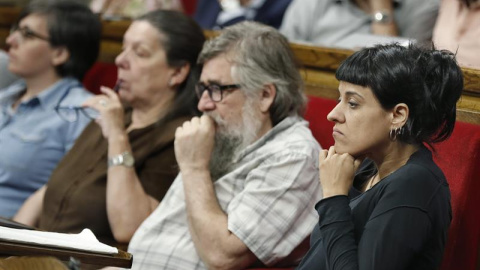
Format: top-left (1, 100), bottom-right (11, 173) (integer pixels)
top-left (198, 21), bottom-right (306, 125)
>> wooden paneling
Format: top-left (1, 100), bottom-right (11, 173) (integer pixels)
top-left (463, 68), bottom-right (480, 96)
top-left (1, 6), bottom-right (479, 124)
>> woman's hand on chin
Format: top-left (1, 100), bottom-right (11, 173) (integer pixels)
top-left (319, 146), bottom-right (363, 198)
top-left (82, 86), bottom-right (125, 139)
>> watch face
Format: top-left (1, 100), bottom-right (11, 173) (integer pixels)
top-left (373, 11), bottom-right (392, 23)
top-left (123, 153), bottom-right (135, 167)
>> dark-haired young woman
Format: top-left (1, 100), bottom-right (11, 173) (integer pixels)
top-left (297, 43), bottom-right (464, 270)
top-left (0, 1), bottom-right (100, 218)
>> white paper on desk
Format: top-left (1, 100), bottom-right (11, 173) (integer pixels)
top-left (0, 226), bottom-right (118, 255)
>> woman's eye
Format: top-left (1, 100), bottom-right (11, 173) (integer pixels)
top-left (348, 101), bottom-right (358, 108)
top-left (134, 50), bottom-right (148, 57)
top-left (134, 50), bottom-right (143, 56)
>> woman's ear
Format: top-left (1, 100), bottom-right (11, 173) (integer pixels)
top-left (391, 103), bottom-right (409, 128)
top-left (51, 46), bottom-right (70, 66)
top-left (169, 63), bottom-right (191, 88)
top-left (259, 83), bottom-right (276, 113)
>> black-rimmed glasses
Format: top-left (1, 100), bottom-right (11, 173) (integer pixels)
top-left (10, 25), bottom-right (50, 43)
top-left (195, 82), bottom-right (241, 102)
top-left (54, 85), bottom-right (99, 122)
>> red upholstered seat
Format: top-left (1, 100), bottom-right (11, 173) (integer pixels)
top-left (304, 96), bottom-right (337, 149)
top-left (436, 121), bottom-right (480, 270)
top-left (82, 62), bottom-right (118, 95)
top-left (180, 0), bottom-right (197, 15)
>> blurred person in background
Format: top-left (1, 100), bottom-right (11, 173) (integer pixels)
top-left (280, 0), bottom-right (439, 48)
top-left (90, 0), bottom-right (183, 19)
top-left (0, 1), bottom-right (100, 218)
top-left (433, 0), bottom-right (480, 68)
top-left (194, 0), bottom-right (292, 29)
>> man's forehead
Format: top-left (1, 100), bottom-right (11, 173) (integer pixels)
top-left (200, 54), bottom-right (235, 83)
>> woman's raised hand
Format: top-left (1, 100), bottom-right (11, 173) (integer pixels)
top-left (319, 146), bottom-right (363, 198)
top-left (82, 86), bottom-right (125, 139)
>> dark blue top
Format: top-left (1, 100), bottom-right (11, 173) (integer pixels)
top-left (297, 147), bottom-right (452, 270)
top-left (193, 0), bottom-right (292, 29)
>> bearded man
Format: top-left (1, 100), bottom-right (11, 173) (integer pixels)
top-left (127, 21), bottom-right (322, 270)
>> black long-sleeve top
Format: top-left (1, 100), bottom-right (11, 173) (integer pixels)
top-left (297, 147), bottom-right (452, 270)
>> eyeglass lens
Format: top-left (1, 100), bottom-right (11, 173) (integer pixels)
top-left (196, 84), bottom-right (223, 102)
top-left (10, 25), bottom-right (49, 43)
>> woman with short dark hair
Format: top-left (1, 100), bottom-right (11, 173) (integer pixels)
top-left (297, 43), bottom-right (463, 270)
top-left (0, 1), bottom-right (100, 218)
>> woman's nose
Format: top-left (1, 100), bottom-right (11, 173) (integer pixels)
top-left (327, 103), bottom-right (343, 123)
top-left (115, 50), bottom-right (129, 69)
top-left (6, 31), bottom-right (19, 47)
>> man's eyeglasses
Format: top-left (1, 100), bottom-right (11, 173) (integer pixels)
top-left (54, 85), bottom-right (99, 122)
top-left (195, 82), bottom-right (241, 102)
top-left (10, 25), bottom-right (50, 44)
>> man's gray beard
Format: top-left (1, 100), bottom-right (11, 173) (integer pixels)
top-left (207, 99), bottom-right (261, 181)
top-left (209, 132), bottom-right (242, 181)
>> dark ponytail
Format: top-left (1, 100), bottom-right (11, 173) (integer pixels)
top-left (414, 49), bottom-right (463, 143)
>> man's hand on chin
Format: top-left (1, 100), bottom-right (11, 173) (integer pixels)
top-left (174, 115), bottom-right (216, 174)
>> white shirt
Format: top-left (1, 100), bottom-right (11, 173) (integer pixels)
top-left (217, 0), bottom-right (267, 25)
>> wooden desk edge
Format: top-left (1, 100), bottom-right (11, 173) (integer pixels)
top-left (0, 241), bottom-right (132, 268)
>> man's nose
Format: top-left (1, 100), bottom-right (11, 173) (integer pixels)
top-left (197, 90), bottom-right (216, 112)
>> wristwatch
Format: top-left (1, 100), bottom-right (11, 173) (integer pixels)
top-left (108, 151), bottom-right (135, 168)
top-left (372, 11), bottom-right (393, 24)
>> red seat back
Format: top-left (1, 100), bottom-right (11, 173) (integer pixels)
top-left (180, 0), bottom-right (197, 15)
top-left (82, 62), bottom-right (118, 95)
top-left (304, 96), bottom-right (336, 149)
top-left (436, 121), bottom-right (480, 270)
